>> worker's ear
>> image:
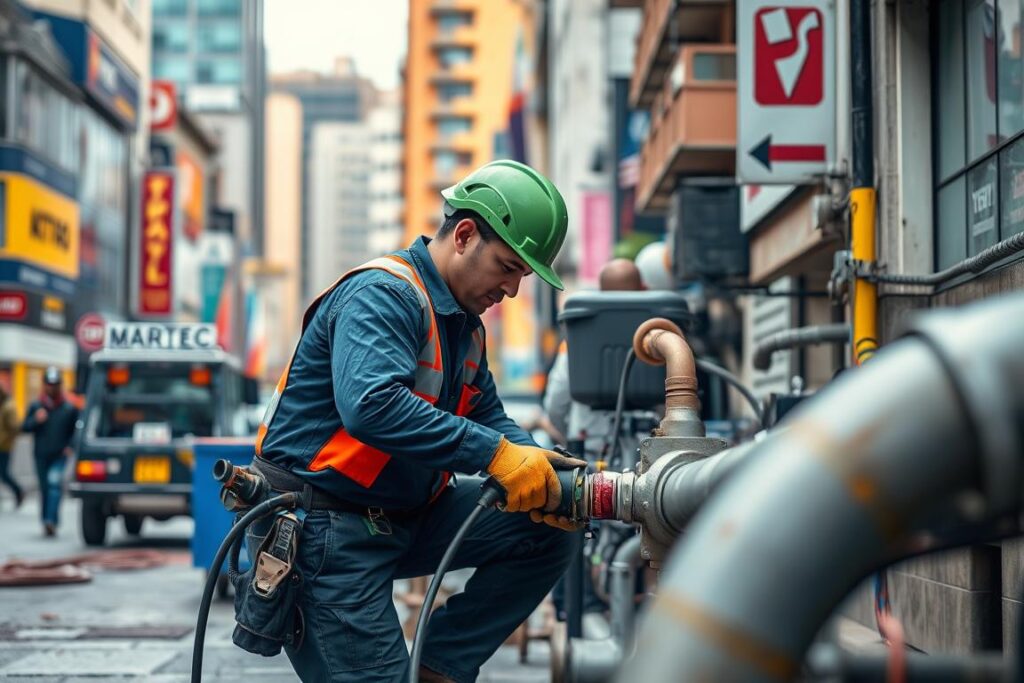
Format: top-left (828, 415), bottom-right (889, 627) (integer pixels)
top-left (453, 218), bottom-right (478, 255)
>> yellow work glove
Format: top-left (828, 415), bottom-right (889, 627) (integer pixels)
top-left (486, 438), bottom-right (586, 514)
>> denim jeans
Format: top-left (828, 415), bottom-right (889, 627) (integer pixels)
top-left (246, 476), bottom-right (578, 682)
top-left (34, 455), bottom-right (65, 526)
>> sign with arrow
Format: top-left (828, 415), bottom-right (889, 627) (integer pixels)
top-left (737, 0), bottom-right (835, 184)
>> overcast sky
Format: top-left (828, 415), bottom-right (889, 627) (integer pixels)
top-left (264, 1), bottom-right (409, 90)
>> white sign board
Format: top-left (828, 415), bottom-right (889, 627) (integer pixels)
top-left (741, 184), bottom-right (798, 233)
top-left (105, 323), bottom-right (218, 351)
top-left (738, 0), bottom-right (836, 184)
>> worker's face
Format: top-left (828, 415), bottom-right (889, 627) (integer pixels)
top-left (44, 383), bottom-right (61, 400)
top-left (449, 219), bottom-right (533, 315)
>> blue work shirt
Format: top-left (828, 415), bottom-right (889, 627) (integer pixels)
top-left (259, 237), bottom-right (536, 509)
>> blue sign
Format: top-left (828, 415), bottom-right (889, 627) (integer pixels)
top-left (34, 13), bottom-right (140, 130)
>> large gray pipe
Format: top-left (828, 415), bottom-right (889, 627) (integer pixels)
top-left (752, 323), bottom-right (850, 371)
top-left (567, 535), bottom-right (643, 683)
top-left (618, 293), bottom-right (1024, 682)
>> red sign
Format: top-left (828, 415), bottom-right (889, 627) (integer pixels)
top-left (150, 81), bottom-right (178, 132)
top-left (75, 313), bottom-right (106, 352)
top-left (0, 292), bottom-right (27, 321)
top-left (138, 171), bottom-right (175, 316)
top-left (754, 7), bottom-right (824, 106)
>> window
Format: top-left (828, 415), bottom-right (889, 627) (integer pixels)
top-left (153, 22), bottom-right (190, 53)
top-left (437, 11), bottom-right (472, 33)
top-left (933, 0), bottom-right (1024, 269)
top-left (153, 57), bottom-right (193, 84)
top-left (437, 116), bottom-right (472, 138)
top-left (13, 60), bottom-right (77, 172)
top-left (197, 58), bottom-right (242, 85)
top-left (692, 52), bottom-right (736, 82)
top-left (197, 0), bottom-right (241, 17)
top-left (89, 363), bottom-right (216, 439)
top-left (0, 57), bottom-right (6, 138)
top-left (197, 22), bottom-right (242, 54)
top-left (437, 47), bottom-right (473, 68)
top-left (433, 150), bottom-right (472, 176)
top-left (437, 81), bottom-right (472, 102)
top-left (152, 0), bottom-right (187, 16)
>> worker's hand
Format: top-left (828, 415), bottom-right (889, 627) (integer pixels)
top-left (33, 408), bottom-right (48, 423)
top-left (529, 509), bottom-right (584, 532)
top-left (486, 438), bottom-right (586, 513)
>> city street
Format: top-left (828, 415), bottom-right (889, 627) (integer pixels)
top-left (0, 494), bottom-right (551, 682)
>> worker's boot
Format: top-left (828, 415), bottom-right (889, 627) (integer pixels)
top-left (418, 665), bottom-right (455, 683)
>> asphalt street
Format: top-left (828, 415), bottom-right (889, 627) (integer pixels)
top-left (0, 493), bottom-right (552, 682)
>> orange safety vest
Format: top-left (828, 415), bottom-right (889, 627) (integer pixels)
top-left (256, 255), bottom-right (484, 493)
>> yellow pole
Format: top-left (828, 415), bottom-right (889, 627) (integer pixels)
top-left (850, 187), bottom-right (878, 365)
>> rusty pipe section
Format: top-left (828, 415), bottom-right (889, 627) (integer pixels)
top-left (616, 293), bottom-right (1024, 682)
top-left (632, 318), bottom-right (703, 438)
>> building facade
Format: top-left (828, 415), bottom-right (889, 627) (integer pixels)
top-left (307, 120), bottom-right (371, 298)
top-left (368, 91), bottom-right (405, 257)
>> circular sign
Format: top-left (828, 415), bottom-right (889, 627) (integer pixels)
top-left (150, 81), bottom-right (177, 131)
top-left (75, 313), bottom-right (106, 353)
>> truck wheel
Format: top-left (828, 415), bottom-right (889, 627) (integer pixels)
top-left (81, 500), bottom-right (108, 546)
top-left (123, 514), bottom-right (144, 536)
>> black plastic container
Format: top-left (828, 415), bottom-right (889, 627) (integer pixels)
top-left (559, 291), bottom-right (694, 410)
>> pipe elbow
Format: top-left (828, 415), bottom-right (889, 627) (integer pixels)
top-left (632, 318), bottom-right (699, 412)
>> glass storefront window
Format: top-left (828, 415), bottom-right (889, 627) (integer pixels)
top-left (936, 0), bottom-right (965, 180)
top-left (998, 0), bottom-right (1024, 139)
top-left (13, 60), bottom-right (78, 173)
top-left (197, 58), bottom-right (242, 85)
top-left (198, 22), bottom-right (242, 54)
top-left (78, 109), bottom-right (128, 313)
top-left (937, 177), bottom-right (967, 270)
top-left (965, 0), bottom-right (997, 160)
top-left (968, 157), bottom-right (999, 255)
top-left (1000, 138), bottom-right (1024, 237)
top-left (153, 22), bottom-right (190, 53)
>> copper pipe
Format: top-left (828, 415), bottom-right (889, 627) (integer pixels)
top-left (632, 318), bottom-right (699, 411)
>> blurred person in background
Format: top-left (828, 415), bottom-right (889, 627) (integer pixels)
top-left (0, 383), bottom-right (24, 509)
top-left (22, 367), bottom-right (79, 536)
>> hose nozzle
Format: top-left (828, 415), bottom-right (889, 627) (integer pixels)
top-left (214, 459), bottom-right (266, 511)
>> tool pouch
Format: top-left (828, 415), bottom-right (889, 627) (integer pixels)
top-left (231, 510), bottom-right (306, 656)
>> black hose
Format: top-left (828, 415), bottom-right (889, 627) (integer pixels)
top-left (605, 349), bottom-right (637, 469)
top-left (191, 492), bottom-right (297, 683)
top-left (872, 231), bottom-right (1024, 287)
top-left (408, 481), bottom-right (505, 683)
top-left (694, 358), bottom-right (764, 428)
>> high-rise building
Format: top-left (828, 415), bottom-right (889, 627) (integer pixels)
top-left (150, 0), bottom-right (266, 251)
top-left (368, 91), bottom-right (405, 257)
top-left (271, 59), bottom-right (376, 298)
top-left (403, 0), bottom-right (528, 242)
top-left (307, 121), bottom-right (371, 298)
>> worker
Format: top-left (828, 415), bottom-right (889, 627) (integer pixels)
top-left (543, 258), bottom-right (645, 456)
top-left (251, 160), bottom-right (586, 683)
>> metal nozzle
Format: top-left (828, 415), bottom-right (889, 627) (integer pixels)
top-left (214, 459), bottom-right (265, 511)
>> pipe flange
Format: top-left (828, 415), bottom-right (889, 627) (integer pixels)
top-left (632, 318), bottom-right (685, 366)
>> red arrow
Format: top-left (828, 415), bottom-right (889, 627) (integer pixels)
top-left (750, 135), bottom-right (826, 170)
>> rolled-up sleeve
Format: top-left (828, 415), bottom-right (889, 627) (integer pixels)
top-left (328, 278), bottom-right (502, 474)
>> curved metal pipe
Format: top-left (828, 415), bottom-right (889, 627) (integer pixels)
top-left (567, 535), bottom-right (643, 683)
top-left (618, 293), bottom-right (1024, 682)
top-left (632, 318), bottom-right (699, 412)
top-left (752, 323), bottom-right (851, 371)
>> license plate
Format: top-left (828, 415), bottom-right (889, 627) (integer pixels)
top-left (134, 456), bottom-right (171, 484)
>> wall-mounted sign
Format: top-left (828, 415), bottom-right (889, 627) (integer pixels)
top-left (150, 80), bottom-right (178, 132)
top-left (75, 312), bottom-right (106, 353)
top-left (138, 170), bottom-right (175, 317)
top-left (0, 292), bottom-right (27, 321)
top-left (0, 172), bottom-right (80, 280)
top-left (738, 1), bottom-right (835, 184)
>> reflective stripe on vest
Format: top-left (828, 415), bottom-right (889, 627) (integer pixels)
top-left (256, 253), bottom-right (484, 492)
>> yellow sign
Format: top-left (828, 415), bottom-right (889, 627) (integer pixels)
top-left (0, 173), bottom-right (80, 279)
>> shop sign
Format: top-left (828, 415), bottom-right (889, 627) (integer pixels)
top-left (150, 80), bottom-right (178, 132)
top-left (0, 172), bottom-right (80, 280)
top-left (0, 291), bottom-right (27, 321)
top-left (106, 322), bottom-right (217, 351)
top-left (138, 170), bottom-right (175, 317)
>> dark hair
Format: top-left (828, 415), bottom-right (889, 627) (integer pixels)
top-left (436, 206), bottom-right (499, 243)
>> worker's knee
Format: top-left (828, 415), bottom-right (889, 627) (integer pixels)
top-left (521, 517), bottom-right (582, 570)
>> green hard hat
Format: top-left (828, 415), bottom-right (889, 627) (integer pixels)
top-left (442, 160), bottom-right (568, 290)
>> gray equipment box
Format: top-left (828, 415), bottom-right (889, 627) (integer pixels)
top-left (559, 291), bottom-right (694, 410)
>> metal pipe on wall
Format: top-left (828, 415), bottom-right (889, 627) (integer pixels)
top-left (616, 293), bottom-right (1024, 682)
top-left (751, 324), bottom-right (851, 371)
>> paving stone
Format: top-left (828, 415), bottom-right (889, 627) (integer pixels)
top-left (1, 646), bottom-right (177, 676)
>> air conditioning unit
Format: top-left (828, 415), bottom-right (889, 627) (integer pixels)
top-left (670, 178), bottom-right (748, 282)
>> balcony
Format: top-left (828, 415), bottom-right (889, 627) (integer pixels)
top-left (636, 45), bottom-right (736, 213)
top-left (430, 24), bottom-right (475, 49)
top-left (630, 0), bottom-right (732, 108)
top-left (430, 132), bottom-right (475, 154)
top-left (430, 97), bottom-right (475, 119)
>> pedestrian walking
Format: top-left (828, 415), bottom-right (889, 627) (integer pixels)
top-left (22, 367), bottom-right (79, 536)
top-left (0, 383), bottom-right (24, 509)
